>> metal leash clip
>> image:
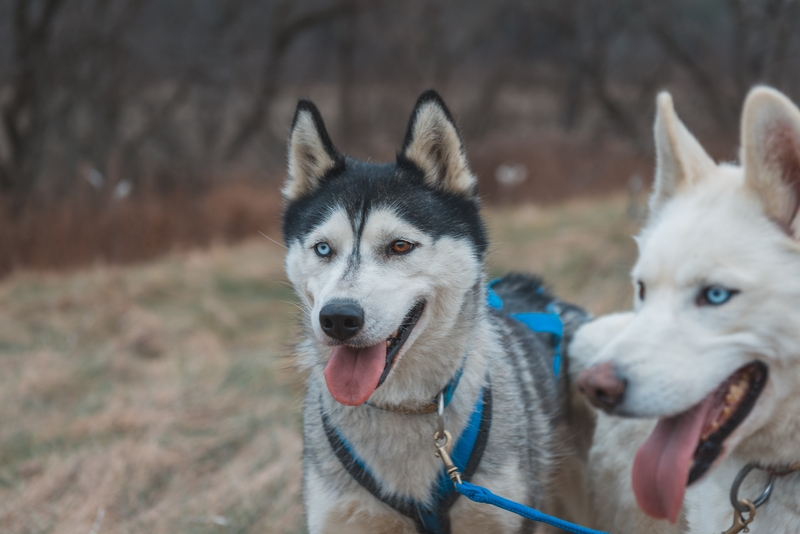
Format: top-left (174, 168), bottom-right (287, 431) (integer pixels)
top-left (721, 464), bottom-right (775, 534)
top-left (721, 499), bottom-right (755, 534)
top-left (433, 392), bottom-right (462, 484)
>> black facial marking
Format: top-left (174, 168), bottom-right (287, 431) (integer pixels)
top-left (343, 246), bottom-right (360, 279)
top-left (353, 201), bottom-right (368, 256)
top-left (282, 158), bottom-right (487, 258)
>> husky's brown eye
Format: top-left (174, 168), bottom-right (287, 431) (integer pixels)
top-left (389, 240), bottom-right (414, 255)
top-left (637, 281), bottom-right (646, 301)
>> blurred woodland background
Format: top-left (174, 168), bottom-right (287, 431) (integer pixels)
top-left (3, 2), bottom-right (800, 532)
top-left (3, 0), bottom-right (800, 274)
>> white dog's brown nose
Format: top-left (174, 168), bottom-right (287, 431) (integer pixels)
top-left (319, 300), bottom-right (364, 341)
top-left (577, 362), bottom-right (627, 412)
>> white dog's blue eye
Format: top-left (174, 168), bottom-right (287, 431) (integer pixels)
top-left (701, 286), bottom-right (735, 306)
top-left (314, 242), bottom-right (332, 257)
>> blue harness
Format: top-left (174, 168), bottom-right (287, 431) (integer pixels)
top-left (322, 284), bottom-right (605, 534)
top-left (486, 282), bottom-right (564, 378)
top-left (322, 386), bottom-right (491, 533)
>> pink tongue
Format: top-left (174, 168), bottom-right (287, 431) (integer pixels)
top-left (324, 343), bottom-right (387, 406)
top-left (632, 396), bottom-right (716, 523)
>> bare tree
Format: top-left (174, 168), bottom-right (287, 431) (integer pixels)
top-left (1, 0), bottom-right (65, 197)
top-left (1, 0), bottom-right (800, 210)
top-left (224, 0), bottom-right (362, 161)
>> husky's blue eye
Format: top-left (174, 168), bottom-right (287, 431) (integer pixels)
top-left (700, 286), bottom-right (737, 306)
top-left (314, 242), bottom-right (332, 257)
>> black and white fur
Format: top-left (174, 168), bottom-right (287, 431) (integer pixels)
top-left (282, 91), bottom-right (591, 533)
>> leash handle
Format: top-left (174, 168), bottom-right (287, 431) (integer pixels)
top-left (454, 481), bottom-right (609, 534)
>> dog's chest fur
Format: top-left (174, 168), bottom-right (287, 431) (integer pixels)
top-left (302, 311), bottom-right (566, 532)
top-left (281, 92), bottom-right (589, 533)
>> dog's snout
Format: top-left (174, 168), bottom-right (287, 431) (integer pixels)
top-left (577, 362), bottom-right (627, 412)
top-left (319, 300), bottom-right (365, 341)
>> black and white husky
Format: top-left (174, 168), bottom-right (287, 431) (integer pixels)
top-left (281, 91), bottom-right (590, 533)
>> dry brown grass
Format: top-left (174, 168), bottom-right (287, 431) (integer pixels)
top-left (0, 196), bottom-right (641, 533)
top-left (485, 196), bottom-right (640, 314)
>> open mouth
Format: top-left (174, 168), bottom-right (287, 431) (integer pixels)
top-left (688, 361), bottom-right (768, 483)
top-left (378, 300), bottom-right (426, 387)
top-left (323, 300), bottom-right (425, 406)
top-left (632, 361), bottom-right (768, 523)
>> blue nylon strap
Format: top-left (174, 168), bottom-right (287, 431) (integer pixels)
top-left (441, 365), bottom-right (464, 408)
top-left (417, 387), bottom-right (486, 533)
top-left (511, 308), bottom-right (564, 377)
top-left (329, 386), bottom-right (488, 534)
top-left (366, 363), bottom-right (463, 412)
top-left (327, 280), bottom-right (595, 533)
top-left (510, 312), bottom-right (563, 337)
top-left (486, 286), bottom-right (503, 309)
top-left (486, 282), bottom-right (564, 377)
top-left (455, 481), bottom-right (608, 534)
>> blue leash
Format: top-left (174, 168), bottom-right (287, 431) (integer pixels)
top-left (326, 280), bottom-right (607, 534)
top-left (465, 282), bottom-right (606, 534)
top-left (454, 481), bottom-right (607, 534)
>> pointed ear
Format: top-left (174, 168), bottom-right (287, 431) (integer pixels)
top-left (649, 92), bottom-right (716, 214)
top-left (398, 90), bottom-right (477, 196)
top-left (283, 100), bottom-right (345, 202)
top-left (742, 86), bottom-right (800, 235)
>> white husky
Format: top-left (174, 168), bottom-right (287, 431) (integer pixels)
top-left (572, 87), bottom-right (800, 534)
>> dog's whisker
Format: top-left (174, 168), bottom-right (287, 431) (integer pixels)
top-left (259, 231), bottom-right (287, 249)
top-left (280, 92), bottom-right (597, 532)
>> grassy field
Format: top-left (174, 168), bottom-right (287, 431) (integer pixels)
top-left (0, 196), bottom-right (641, 534)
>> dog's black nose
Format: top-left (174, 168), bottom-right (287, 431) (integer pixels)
top-left (319, 300), bottom-right (365, 341)
top-left (577, 362), bottom-right (627, 412)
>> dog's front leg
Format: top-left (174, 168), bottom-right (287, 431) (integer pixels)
top-left (305, 467), bottom-right (418, 534)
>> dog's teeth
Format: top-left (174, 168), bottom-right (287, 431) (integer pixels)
top-left (701, 420), bottom-right (721, 442)
top-left (726, 382), bottom-right (746, 405)
top-left (386, 340), bottom-right (391, 347)
top-left (722, 406), bottom-right (731, 418)
top-left (391, 330), bottom-right (399, 338)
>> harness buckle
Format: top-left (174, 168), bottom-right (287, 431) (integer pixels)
top-left (730, 463), bottom-right (774, 512)
top-left (722, 499), bottom-right (756, 534)
top-left (721, 463), bottom-right (775, 533)
top-left (434, 430), bottom-right (462, 484)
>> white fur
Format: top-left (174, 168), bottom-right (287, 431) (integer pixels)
top-left (285, 206), bottom-right (484, 406)
top-left (572, 87), bottom-right (800, 533)
top-left (286, 93), bottom-right (587, 533)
